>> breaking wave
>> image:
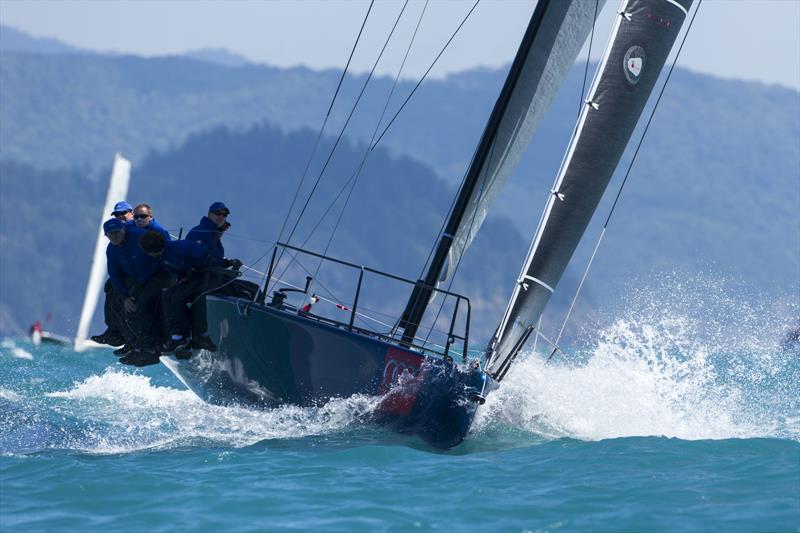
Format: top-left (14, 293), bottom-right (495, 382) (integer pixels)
top-left (474, 273), bottom-right (799, 442)
top-left (15, 368), bottom-right (380, 455)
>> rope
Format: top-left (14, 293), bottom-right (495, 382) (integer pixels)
top-left (548, 0), bottom-right (703, 361)
top-left (280, 1), bottom-right (409, 251)
top-left (370, 0), bottom-right (481, 151)
top-left (270, 0), bottom-right (475, 298)
top-left (265, 0), bottom-right (375, 295)
top-left (269, 1), bottom-right (411, 288)
top-left (313, 0), bottom-right (430, 277)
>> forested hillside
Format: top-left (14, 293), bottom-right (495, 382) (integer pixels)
top-left (1, 27), bottom-right (797, 341)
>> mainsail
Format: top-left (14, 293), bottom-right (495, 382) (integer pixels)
top-left (401, 0), bottom-right (604, 344)
top-left (74, 153), bottom-right (132, 351)
top-left (487, 0), bottom-right (693, 379)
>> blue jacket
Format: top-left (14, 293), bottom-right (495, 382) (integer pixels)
top-left (186, 216), bottom-right (223, 265)
top-left (126, 218), bottom-right (171, 241)
top-left (106, 226), bottom-right (159, 296)
top-left (160, 240), bottom-right (210, 276)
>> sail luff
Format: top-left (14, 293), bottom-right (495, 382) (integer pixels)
top-left (493, 4), bottom-right (626, 351)
top-left (487, 0), bottom-right (694, 379)
top-left (74, 153), bottom-right (131, 351)
top-left (400, 0), bottom-right (604, 344)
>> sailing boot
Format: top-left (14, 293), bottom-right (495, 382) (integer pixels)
top-left (119, 352), bottom-right (161, 367)
top-left (191, 335), bottom-right (217, 352)
top-left (173, 341), bottom-right (193, 360)
top-left (91, 329), bottom-right (126, 346)
top-left (113, 344), bottom-right (135, 356)
top-left (162, 336), bottom-right (187, 354)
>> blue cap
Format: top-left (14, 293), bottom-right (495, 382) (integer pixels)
top-left (103, 218), bottom-right (125, 234)
top-left (111, 201), bottom-right (132, 215)
top-left (208, 201), bottom-right (230, 215)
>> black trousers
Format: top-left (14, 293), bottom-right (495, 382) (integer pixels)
top-left (103, 279), bottom-right (136, 342)
top-left (163, 270), bottom-right (260, 338)
top-left (164, 272), bottom-right (209, 338)
top-left (125, 271), bottom-right (172, 350)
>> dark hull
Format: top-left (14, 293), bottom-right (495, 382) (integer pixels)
top-left (161, 296), bottom-right (489, 449)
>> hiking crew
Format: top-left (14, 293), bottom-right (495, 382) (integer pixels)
top-left (139, 230), bottom-right (217, 357)
top-left (90, 200), bottom-right (250, 366)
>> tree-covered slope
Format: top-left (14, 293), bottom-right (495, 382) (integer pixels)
top-left (0, 123), bottom-right (527, 339)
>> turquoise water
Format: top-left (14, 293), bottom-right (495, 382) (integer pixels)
top-left (2, 308), bottom-right (798, 532)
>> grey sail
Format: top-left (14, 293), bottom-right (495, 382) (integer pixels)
top-left (440, 0), bottom-right (606, 286)
top-left (487, 0), bottom-right (693, 380)
top-left (400, 0), bottom-right (604, 343)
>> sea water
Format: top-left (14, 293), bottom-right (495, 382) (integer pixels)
top-left (1, 287), bottom-right (798, 531)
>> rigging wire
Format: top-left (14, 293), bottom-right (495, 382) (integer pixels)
top-left (268, 0), bottom-right (411, 299)
top-left (313, 0), bottom-right (430, 275)
top-left (269, 1), bottom-right (478, 315)
top-left (280, 1), bottom-right (411, 252)
top-left (369, 0), bottom-right (481, 152)
top-left (547, 0), bottom-right (704, 362)
top-left (264, 0), bottom-right (375, 294)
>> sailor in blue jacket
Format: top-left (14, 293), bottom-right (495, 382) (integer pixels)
top-left (111, 201), bottom-right (134, 222)
top-left (186, 201), bottom-right (231, 266)
top-left (95, 218), bottom-right (161, 356)
top-left (129, 203), bottom-right (171, 241)
top-left (139, 230), bottom-right (217, 354)
top-left (90, 202), bottom-right (137, 347)
top-left (105, 220), bottom-right (158, 298)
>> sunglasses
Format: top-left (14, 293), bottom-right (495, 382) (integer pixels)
top-left (112, 211), bottom-right (131, 217)
top-left (134, 213), bottom-right (151, 220)
top-left (213, 211), bottom-right (229, 217)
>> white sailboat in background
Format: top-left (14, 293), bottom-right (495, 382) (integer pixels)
top-left (73, 153), bottom-right (131, 352)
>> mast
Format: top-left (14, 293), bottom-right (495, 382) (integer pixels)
top-left (400, 0), bottom-right (603, 345)
top-left (74, 153), bottom-right (131, 351)
top-left (487, 0), bottom-right (694, 380)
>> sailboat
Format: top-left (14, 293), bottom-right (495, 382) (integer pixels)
top-left (25, 155), bottom-right (130, 350)
top-left (74, 153), bottom-right (132, 352)
top-left (159, 0), bottom-right (694, 448)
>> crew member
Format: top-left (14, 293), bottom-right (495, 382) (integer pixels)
top-left (186, 202), bottom-right (232, 267)
top-left (111, 201), bottom-right (134, 222)
top-left (130, 203), bottom-right (171, 241)
top-left (139, 230), bottom-right (217, 355)
top-left (91, 202), bottom-right (136, 346)
top-left (102, 218), bottom-right (160, 355)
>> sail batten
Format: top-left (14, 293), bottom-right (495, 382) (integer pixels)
top-left (487, 0), bottom-right (694, 379)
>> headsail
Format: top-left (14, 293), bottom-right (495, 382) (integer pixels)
top-left (440, 0), bottom-right (607, 286)
top-left (401, 0), bottom-right (604, 344)
top-left (74, 153), bottom-right (131, 351)
top-left (487, 0), bottom-right (693, 380)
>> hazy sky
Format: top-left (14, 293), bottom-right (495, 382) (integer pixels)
top-left (1, 0), bottom-right (798, 89)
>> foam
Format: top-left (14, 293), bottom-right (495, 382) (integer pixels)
top-left (0, 388), bottom-right (22, 401)
top-left (474, 273), bottom-right (799, 442)
top-left (0, 339), bottom-right (34, 360)
top-left (45, 368), bottom-right (381, 454)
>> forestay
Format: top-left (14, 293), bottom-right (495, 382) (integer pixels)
top-left (487, 0), bottom-right (693, 380)
top-left (74, 153), bottom-right (131, 351)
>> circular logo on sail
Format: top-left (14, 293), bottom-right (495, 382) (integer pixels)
top-left (623, 45), bottom-right (645, 85)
